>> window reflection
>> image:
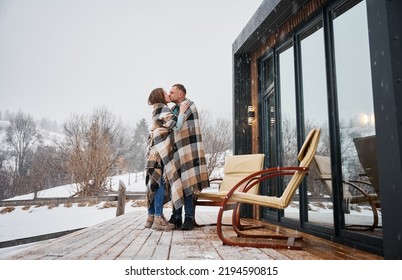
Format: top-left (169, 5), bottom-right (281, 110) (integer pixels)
top-left (263, 57), bottom-right (274, 92)
top-left (279, 45), bottom-right (297, 167)
top-left (333, 0), bottom-right (381, 231)
top-left (299, 23), bottom-right (333, 226)
top-left (278, 45), bottom-right (300, 220)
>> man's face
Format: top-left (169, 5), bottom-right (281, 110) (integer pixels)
top-left (169, 86), bottom-right (182, 103)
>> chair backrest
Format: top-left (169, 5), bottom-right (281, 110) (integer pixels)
top-left (280, 128), bottom-right (321, 207)
top-left (314, 155), bottom-right (331, 178)
top-left (220, 153), bottom-right (265, 194)
top-left (313, 154), bottom-right (353, 199)
top-left (353, 135), bottom-right (380, 199)
top-left (313, 154), bottom-right (332, 191)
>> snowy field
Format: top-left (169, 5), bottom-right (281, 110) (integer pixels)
top-left (0, 173), bottom-right (150, 257)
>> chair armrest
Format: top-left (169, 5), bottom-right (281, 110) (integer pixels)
top-left (209, 178), bottom-right (223, 183)
top-left (345, 180), bottom-right (375, 196)
top-left (315, 177), bottom-right (377, 201)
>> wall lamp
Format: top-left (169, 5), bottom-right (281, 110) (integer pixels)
top-left (248, 105), bottom-right (255, 126)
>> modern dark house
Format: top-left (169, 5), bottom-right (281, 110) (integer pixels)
top-left (232, 0), bottom-right (401, 259)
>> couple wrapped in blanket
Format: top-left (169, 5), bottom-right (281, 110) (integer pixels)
top-left (145, 98), bottom-right (209, 227)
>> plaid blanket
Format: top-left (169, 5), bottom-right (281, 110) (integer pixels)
top-left (145, 103), bottom-right (177, 208)
top-left (153, 99), bottom-right (209, 209)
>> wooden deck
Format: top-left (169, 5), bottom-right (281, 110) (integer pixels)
top-left (3, 209), bottom-right (383, 260)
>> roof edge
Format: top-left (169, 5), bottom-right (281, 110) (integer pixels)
top-left (232, 0), bottom-right (281, 55)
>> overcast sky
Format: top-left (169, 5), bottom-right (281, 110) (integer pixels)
top-left (0, 0), bottom-right (263, 126)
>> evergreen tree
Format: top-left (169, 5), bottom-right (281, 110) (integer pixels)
top-left (128, 118), bottom-right (149, 174)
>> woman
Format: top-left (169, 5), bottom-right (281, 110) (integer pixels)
top-left (145, 87), bottom-right (188, 230)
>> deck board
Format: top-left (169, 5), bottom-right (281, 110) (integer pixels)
top-left (2, 209), bottom-right (383, 260)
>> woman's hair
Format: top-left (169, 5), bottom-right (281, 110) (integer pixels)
top-left (148, 88), bottom-right (166, 105)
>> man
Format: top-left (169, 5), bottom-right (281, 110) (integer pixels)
top-left (167, 83), bottom-right (209, 230)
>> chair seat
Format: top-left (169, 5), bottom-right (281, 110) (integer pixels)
top-left (231, 191), bottom-right (286, 209)
top-left (194, 153), bottom-right (265, 227)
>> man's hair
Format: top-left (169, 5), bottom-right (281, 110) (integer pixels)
top-left (148, 88), bottom-right (166, 105)
top-left (172, 83), bottom-right (186, 95)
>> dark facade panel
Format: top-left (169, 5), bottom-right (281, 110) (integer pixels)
top-left (233, 0), bottom-right (310, 54)
top-left (366, 0), bottom-right (402, 260)
top-left (233, 54), bottom-right (252, 155)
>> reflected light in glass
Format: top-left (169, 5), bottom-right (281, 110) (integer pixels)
top-left (360, 113), bottom-right (375, 126)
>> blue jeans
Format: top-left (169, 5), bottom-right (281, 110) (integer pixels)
top-left (172, 193), bottom-right (195, 220)
top-left (148, 180), bottom-right (165, 217)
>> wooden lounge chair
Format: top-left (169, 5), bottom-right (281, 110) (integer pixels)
top-left (313, 154), bottom-right (380, 230)
top-left (195, 153), bottom-right (265, 228)
top-left (352, 135), bottom-right (381, 228)
top-left (215, 128), bottom-right (320, 250)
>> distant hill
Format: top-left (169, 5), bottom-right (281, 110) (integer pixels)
top-left (0, 119), bottom-right (64, 150)
top-left (0, 119), bottom-right (65, 174)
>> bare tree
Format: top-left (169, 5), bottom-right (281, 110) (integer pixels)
top-left (5, 111), bottom-right (40, 178)
top-left (61, 107), bottom-right (129, 197)
top-left (281, 116), bottom-right (298, 167)
top-left (28, 146), bottom-right (66, 199)
top-left (199, 110), bottom-right (232, 177)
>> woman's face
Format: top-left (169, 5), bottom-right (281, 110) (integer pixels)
top-left (164, 91), bottom-right (171, 103)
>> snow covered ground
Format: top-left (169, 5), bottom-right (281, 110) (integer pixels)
top-left (0, 173), bottom-right (149, 258)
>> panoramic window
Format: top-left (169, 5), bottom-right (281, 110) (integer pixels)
top-left (277, 44), bottom-right (300, 220)
top-left (333, 0), bottom-right (380, 230)
top-left (298, 21), bottom-right (332, 226)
